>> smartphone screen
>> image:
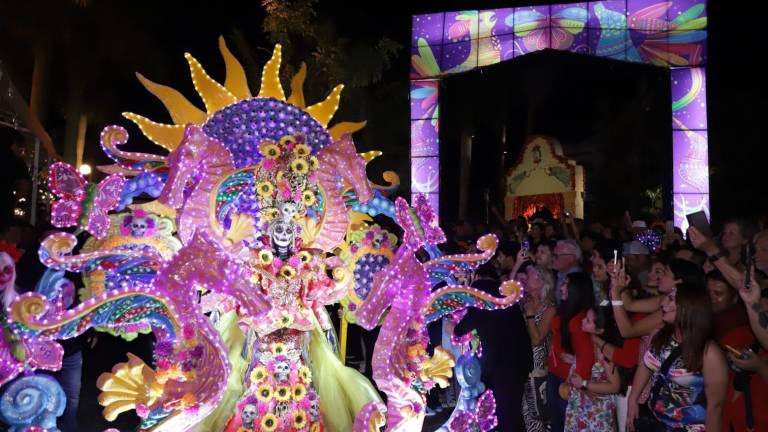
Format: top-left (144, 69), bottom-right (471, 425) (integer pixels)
top-left (686, 211), bottom-right (713, 238)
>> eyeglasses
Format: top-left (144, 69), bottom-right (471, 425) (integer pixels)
top-left (553, 253), bottom-right (574, 258)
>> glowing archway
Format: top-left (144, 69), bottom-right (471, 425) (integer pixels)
top-left (410, 1), bottom-right (708, 229)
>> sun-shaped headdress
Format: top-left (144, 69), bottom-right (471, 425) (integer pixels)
top-left (124, 37), bottom-right (366, 161)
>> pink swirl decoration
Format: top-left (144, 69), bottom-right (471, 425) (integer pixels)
top-left (312, 133), bottom-right (374, 251)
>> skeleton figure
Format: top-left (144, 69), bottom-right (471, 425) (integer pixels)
top-left (241, 403), bottom-right (257, 429)
top-left (268, 220), bottom-right (296, 260)
top-left (273, 360), bottom-right (290, 382)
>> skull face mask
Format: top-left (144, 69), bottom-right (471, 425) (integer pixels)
top-left (269, 221), bottom-right (296, 258)
top-left (241, 403), bottom-right (257, 428)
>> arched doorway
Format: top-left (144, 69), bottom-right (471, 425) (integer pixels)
top-left (410, 1), bottom-right (708, 229)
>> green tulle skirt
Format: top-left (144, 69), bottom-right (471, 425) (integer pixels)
top-left (193, 310), bottom-right (250, 432)
top-left (309, 323), bottom-right (382, 431)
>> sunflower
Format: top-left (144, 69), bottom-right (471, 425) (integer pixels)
top-left (308, 156), bottom-right (319, 171)
top-left (259, 142), bottom-right (281, 160)
top-left (276, 171), bottom-right (285, 181)
top-left (256, 384), bottom-right (273, 402)
top-left (298, 366), bottom-right (312, 383)
top-left (261, 207), bottom-right (279, 221)
top-left (279, 135), bottom-right (296, 148)
top-left (260, 413), bottom-right (278, 432)
top-left (292, 409), bottom-right (308, 429)
top-left (293, 143), bottom-right (311, 157)
top-left (310, 424), bottom-right (320, 432)
top-left (298, 251), bottom-right (312, 265)
top-left (290, 158), bottom-right (309, 175)
top-left (301, 190), bottom-right (316, 206)
top-left (250, 366), bottom-right (268, 384)
top-left (292, 383), bottom-right (307, 401)
top-left (279, 265), bottom-right (297, 279)
top-left (271, 343), bottom-right (287, 356)
top-left (275, 385), bottom-right (291, 402)
top-left (258, 250), bottom-right (274, 266)
top-left (256, 181), bottom-right (275, 197)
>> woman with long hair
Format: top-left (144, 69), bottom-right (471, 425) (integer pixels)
top-left (522, 265), bottom-right (557, 432)
top-left (546, 272), bottom-right (596, 431)
top-left (626, 283), bottom-right (728, 431)
top-left (609, 259), bottom-right (704, 339)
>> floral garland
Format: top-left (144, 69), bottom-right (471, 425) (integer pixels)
top-left (236, 342), bottom-right (319, 431)
top-left (254, 134), bottom-right (320, 223)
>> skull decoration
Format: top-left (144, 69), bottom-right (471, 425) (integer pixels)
top-left (274, 402), bottom-right (290, 419)
top-left (279, 201), bottom-right (300, 222)
top-left (273, 360), bottom-right (290, 382)
top-left (309, 398), bottom-right (320, 421)
top-left (131, 219), bottom-right (148, 237)
top-left (119, 210), bottom-right (156, 238)
top-left (372, 231), bottom-right (386, 249)
top-left (287, 174), bottom-right (306, 192)
top-left (241, 403), bottom-right (257, 429)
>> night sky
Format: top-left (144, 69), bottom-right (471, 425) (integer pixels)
top-left (1, 0), bottom-right (766, 228)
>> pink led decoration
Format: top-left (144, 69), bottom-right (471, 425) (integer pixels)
top-left (48, 162), bottom-right (126, 239)
top-left (15, 40), bottom-right (530, 431)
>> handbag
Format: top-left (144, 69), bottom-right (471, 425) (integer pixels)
top-left (633, 345), bottom-right (681, 432)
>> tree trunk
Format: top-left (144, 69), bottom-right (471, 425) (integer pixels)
top-left (30, 43), bottom-right (48, 126)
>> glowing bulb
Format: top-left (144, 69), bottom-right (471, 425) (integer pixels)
top-left (78, 164), bottom-right (92, 176)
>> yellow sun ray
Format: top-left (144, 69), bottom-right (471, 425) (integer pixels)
top-left (306, 84), bottom-right (344, 127)
top-left (184, 52), bottom-right (238, 114)
top-left (122, 112), bottom-right (185, 151)
top-left (218, 36), bottom-right (252, 100)
top-left (135, 73), bottom-right (207, 125)
top-left (288, 63), bottom-right (307, 108)
top-left (258, 43), bottom-right (286, 101)
top-left (329, 121), bottom-right (367, 141)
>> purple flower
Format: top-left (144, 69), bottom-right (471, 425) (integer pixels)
top-left (449, 411), bottom-right (474, 431)
top-left (190, 345), bottom-right (204, 359)
top-left (155, 340), bottom-right (174, 357)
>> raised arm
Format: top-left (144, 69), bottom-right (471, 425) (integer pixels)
top-left (702, 341), bottom-right (728, 432)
